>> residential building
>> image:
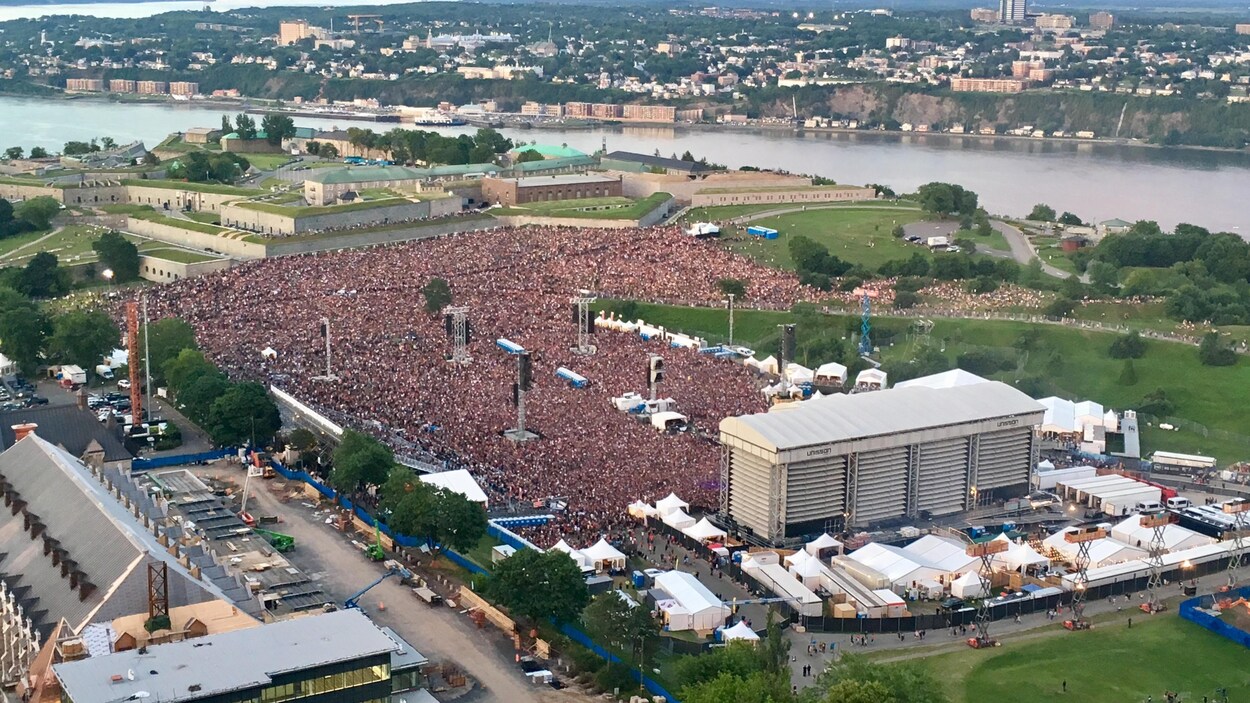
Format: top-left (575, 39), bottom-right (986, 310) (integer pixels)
top-left (183, 127), bottom-right (220, 144)
top-left (1089, 11), bottom-right (1115, 30)
top-left (136, 80), bottom-right (167, 94)
top-left (52, 609), bottom-right (429, 703)
top-left (970, 7), bottom-right (1000, 22)
top-left (1236, 23), bottom-right (1250, 35)
top-left (999, 0), bottom-right (1027, 25)
top-left (621, 104), bottom-right (677, 122)
top-left (520, 101), bottom-right (563, 117)
top-left (950, 77), bottom-right (1030, 93)
top-left (481, 174), bottom-right (622, 206)
top-left (656, 41), bottom-right (684, 56)
top-left (168, 81), bottom-right (199, 96)
top-left (108, 79), bottom-right (136, 93)
top-left (64, 78), bottom-right (103, 92)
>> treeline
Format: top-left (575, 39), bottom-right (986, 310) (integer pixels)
top-left (334, 126), bottom-right (514, 165)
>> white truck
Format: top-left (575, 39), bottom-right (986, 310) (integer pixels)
top-left (1101, 487), bottom-right (1163, 517)
top-left (58, 364), bottom-right (87, 387)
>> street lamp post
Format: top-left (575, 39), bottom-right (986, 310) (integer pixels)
top-left (102, 268), bottom-right (114, 295)
top-left (726, 293), bottom-right (735, 347)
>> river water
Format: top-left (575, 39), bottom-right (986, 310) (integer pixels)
top-left (2, 94), bottom-right (1249, 232)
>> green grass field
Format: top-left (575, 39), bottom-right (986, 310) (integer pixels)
top-left (493, 192), bottom-right (671, 220)
top-left (140, 246), bottom-right (221, 264)
top-left (724, 208), bottom-right (929, 270)
top-left (0, 225), bottom-right (109, 265)
top-left (244, 153), bottom-right (295, 171)
top-left (601, 301), bottom-right (1250, 462)
top-left (1032, 236), bottom-right (1080, 275)
top-left (914, 616), bottom-right (1250, 703)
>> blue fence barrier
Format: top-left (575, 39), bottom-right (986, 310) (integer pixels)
top-left (1179, 586), bottom-right (1250, 649)
top-left (132, 448), bottom-right (235, 471)
top-left (560, 623), bottom-right (681, 702)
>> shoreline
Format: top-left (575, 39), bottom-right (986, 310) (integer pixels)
top-left (29, 90), bottom-right (1250, 157)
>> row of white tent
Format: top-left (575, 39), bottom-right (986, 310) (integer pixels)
top-left (840, 534), bottom-right (1049, 596)
top-left (550, 537), bottom-right (628, 573)
top-left (1042, 514), bottom-right (1214, 568)
top-left (627, 494), bottom-right (728, 542)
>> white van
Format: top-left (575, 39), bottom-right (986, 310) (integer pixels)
top-left (1135, 500), bottom-right (1164, 513)
top-left (1166, 497), bottom-right (1192, 510)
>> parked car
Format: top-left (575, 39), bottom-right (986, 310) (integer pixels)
top-left (117, 379), bottom-right (131, 390)
top-left (28, 396), bottom-right (48, 406)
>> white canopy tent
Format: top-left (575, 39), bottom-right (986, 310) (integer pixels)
top-left (855, 368), bottom-right (887, 389)
top-left (549, 539), bottom-right (593, 571)
top-left (655, 493), bottom-right (689, 517)
top-left (662, 508), bottom-right (697, 530)
top-left (420, 469), bottom-right (489, 506)
top-left (683, 518), bottom-right (727, 542)
top-left (720, 620), bottom-right (760, 643)
top-left (789, 553), bottom-right (827, 589)
top-left (950, 570), bottom-right (989, 599)
top-left (581, 538), bottom-right (627, 572)
top-left (814, 362), bottom-right (848, 386)
top-left (627, 500), bottom-right (658, 519)
top-left (757, 355), bottom-right (780, 375)
top-left (1110, 516), bottom-right (1214, 552)
top-left (784, 363), bottom-right (814, 384)
top-left (806, 533), bottom-right (843, 557)
top-left (654, 571), bottom-right (730, 631)
top-left (988, 533), bottom-right (1050, 573)
top-left (1043, 528), bottom-right (1148, 568)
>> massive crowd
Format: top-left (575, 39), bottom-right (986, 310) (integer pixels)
top-left (146, 225), bottom-right (813, 544)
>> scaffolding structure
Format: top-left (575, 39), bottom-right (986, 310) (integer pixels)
top-left (1223, 500), bottom-right (1250, 589)
top-left (1063, 526), bottom-right (1108, 630)
top-left (853, 287), bottom-right (877, 356)
top-left (313, 317), bottom-right (337, 381)
top-left (444, 306), bottom-right (471, 365)
top-left (965, 539), bottom-right (1008, 648)
top-left (570, 292), bottom-right (597, 355)
top-left (1140, 511), bottom-right (1178, 613)
top-left (504, 352), bottom-right (536, 442)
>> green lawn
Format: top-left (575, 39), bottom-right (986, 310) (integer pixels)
top-left (140, 246), bottom-right (221, 264)
top-left (915, 616), bottom-right (1250, 703)
top-left (725, 208), bottom-right (929, 270)
top-left (600, 301), bottom-right (1250, 462)
top-left (494, 192), bottom-right (672, 221)
top-left (129, 210), bottom-right (228, 235)
top-left (98, 203), bottom-right (155, 215)
top-left (973, 226), bottom-right (1011, 253)
top-left (0, 228), bottom-right (54, 259)
top-left (0, 225), bottom-right (107, 265)
top-left (244, 153), bottom-right (296, 171)
top-left (184, 211), bottom-right (222, 224)
top-left (1032, 236), bottom-right (1079, 275)
top-left (122, 179), bottom-right (260, 196)
top-left (233, 196), bottom-right (411, 217)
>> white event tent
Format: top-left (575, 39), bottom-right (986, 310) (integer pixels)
top-left (1043, 527), bottom-right (1148, 568)
top-left (581, 538), bottom-right (627, 572)
top-left (419, 469), bottom-right (489, 506)
top-left (662, 508), bottom-right (696, 530)
top-left (654, 571), bottom-right (730, 631)
top-left (655, 493), bottom-right (689, 517)
top-left (683, 518), bottom-right (727, 542)
top-left (1110, 515), bottom-right (1213, 552)
top-left (720, 620), bottom-right (760, 643)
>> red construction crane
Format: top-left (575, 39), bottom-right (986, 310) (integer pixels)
top-left (126, 301), bottom-right (142, 428)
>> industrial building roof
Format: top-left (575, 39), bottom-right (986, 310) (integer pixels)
top-left (720, 382), bottom-right (1044, 453)
top-left (54, 610), bottom-right (404, 703)
top-left (511, 173), bottom-right (619, 187)
top-left (653, 571), bottom-right (727, 615)
top-left (510, 143), bottom-right (587, 159)
top-left (0, 404), bottom-right (132, 461)
top-left (0, 435), bottom-right (224, 638)
top-left (306, 163), bottom-right (501, 185)
top-left (509, 155), bottom-right (597, 173)
top-left (602, 150), bottom-right (713, 173)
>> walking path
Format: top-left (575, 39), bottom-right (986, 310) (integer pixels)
top-left (0, 225), bottom-right (63, 263)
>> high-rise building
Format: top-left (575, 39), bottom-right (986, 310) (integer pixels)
top-left (1089, 11), bottom-right (1115, 30)
top-left (999, 0), bottom-right (1027, 25)
top-left (970, 7), bottom-right (1000, 22)
top-left (1235, 23), bottom-right (1250, 35)
top-left (278, 19), bottom-right (313, 45)
top-left (1034, 13), bottom-right (1075, 30)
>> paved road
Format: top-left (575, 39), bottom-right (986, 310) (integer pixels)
top-left (996, 219), bottom-right (1090, 283)
top-left (200, 465), bottom-right (584, 703)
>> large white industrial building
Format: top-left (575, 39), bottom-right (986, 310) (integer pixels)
top-left (719, 381), bottom-right (1045, 542)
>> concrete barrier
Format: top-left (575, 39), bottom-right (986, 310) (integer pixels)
top-left (125, 217), bottom-right (267, 259)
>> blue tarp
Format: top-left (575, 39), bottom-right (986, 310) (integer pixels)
top-left (555, 367), bottom-right (588, 388)
top-left (131, 448), bottom-right (235, 471)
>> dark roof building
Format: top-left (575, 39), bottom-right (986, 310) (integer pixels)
top-left (0, 405), bottom-right (133, 463)
top-left (53, 610), bottom-right (429, 703)
top-left (0, 435), bottom-right (226, 641)
top-left (601, 150), bottom-right (716, 175)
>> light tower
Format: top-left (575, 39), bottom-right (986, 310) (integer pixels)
top-left (1222, 499), bottom-right (1250, 590)
top-left (1063, 525), bottom-right (1108, 630)
top-left (443, 306), bottom-right (471, 365)
top-left (1140, 511), bottom-right (1178, 614)
top-left (965, 539), bottom-right (1008, 648)
top-left (853, 287), bottom-right (877, 356)
top-left (570, 290), bottom-right (597, 355)
top-left (313, 317), bottom-right (337, 381)
top-left (504, 351), bottom-right (537, 442)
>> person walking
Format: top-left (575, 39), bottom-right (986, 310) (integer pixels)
top-left (1062, 680), bottom-right (1067, 693)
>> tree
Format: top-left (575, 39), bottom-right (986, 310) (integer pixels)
top-left (1108, 331), bottom-right (1146, 359)
top-left (431, 488), bottom-right (487, 552)
top-left (893, 290), bottom-right (920, 309)
top-left (163, 348), bottom-right (217, 396)
top-left (92, 230), bottom-right (140, 282)
top-left (28, 147), bottom-right (48, 159)
top-left (816, 655), bottom-right (948, 703)
top-left (178, 371), bottom-right (231, 425)
top-left (824, 680), bottom-right (896, 703)
top-left (100, 137), bottom-right (116, 151)
top-left (487, 548), bottom-right (590, 623)
top-left (583, 591), bottom-right (660, 664)
top-left (17, 252), bottom-right (71, 298)
top-left (330, 429), bottom-right (395, 494)
top-left (717, 278), bottom-right (747, 298)
top-left (221, 114), bottom-right (233, 137)
top-left (320, 143), bottom-right (340, 159)
top-left (1086, 260), bottom-right (1119, 293)
top-left (17, 196), bottom-right (62, 230)
top-left (1027, 203), bottom-right (1056, 221)
top-left (142, 318), bottom-right (198, 385)
top-left (0, 306), bottom-right (51, 374)
top-left (1045, 297), bottom-right (1076, 318)
top-left (63, 140), bottom-right (98, 156)
top-left (1058, 211), bottom-right (1083, 226)
top-left (205, 381), bottom-right (281, 446)
top-left (234, 113), bottom-right (258, 141)
top-left (422, 277), bottom-right (452, 314)
top-left (4, 146), bottom-right (22, 160)
top-left (1198, 332), bottom-right (1237, 367)
top-left (891, 224), bottom-right (905, 238)
top-left (674, 641), bottom-right (766, 690)
top-left (916, 182), bottom-right (977, 218)
top-left (47, 309), bottom-right (119, 369)
top-left (681, 672), bottom-right (786, 703)
top-left (261, 114), bottom-right (297, 146)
